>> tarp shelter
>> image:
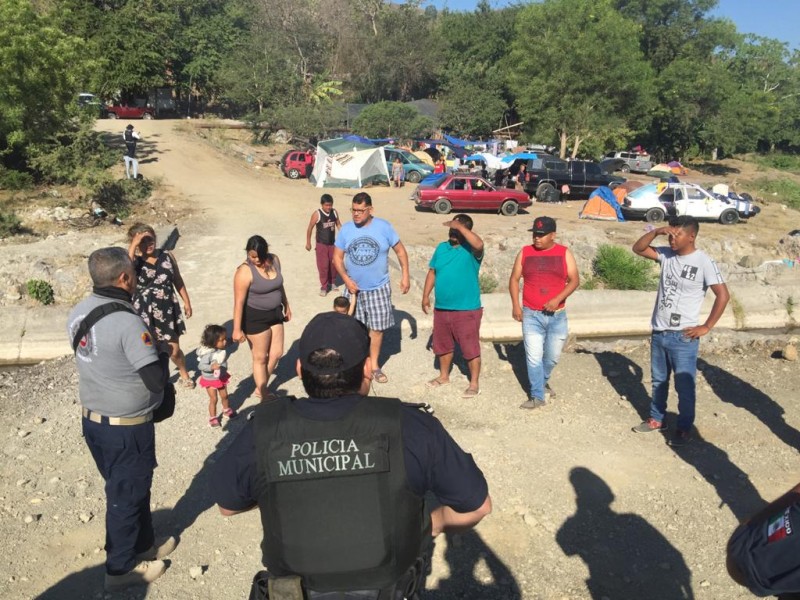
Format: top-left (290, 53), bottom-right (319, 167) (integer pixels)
top-left (309, 138), bottom-right (390, 188)
top-left (579, 186), bottom-right (625, 221)
top-left (443, 134), bottom-right (478, 147)
top-left (499, 152), bottom-right (538, 165)
top-left (343, 134), bottom-right (394, 145)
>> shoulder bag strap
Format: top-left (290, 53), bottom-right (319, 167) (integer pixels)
top-left (72, 302), bottom-right (134, 352)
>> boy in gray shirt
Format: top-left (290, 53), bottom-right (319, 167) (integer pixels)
top-left (631, 216), bottom-right (729, 446)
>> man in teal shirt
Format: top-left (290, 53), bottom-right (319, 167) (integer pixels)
top-left (422, 215), bottom-right (484, 398)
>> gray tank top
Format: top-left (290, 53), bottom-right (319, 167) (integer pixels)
top-left (246, 259), bottom-right (283, 311)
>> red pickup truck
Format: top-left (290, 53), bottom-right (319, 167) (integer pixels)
top-left (106, 104), bottom-right (155, 120)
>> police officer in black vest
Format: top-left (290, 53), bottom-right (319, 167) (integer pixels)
top-left (212, 312), bottom-right (492, 599)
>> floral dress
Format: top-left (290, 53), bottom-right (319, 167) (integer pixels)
top-left (133, 250), bottom-right (186, 342)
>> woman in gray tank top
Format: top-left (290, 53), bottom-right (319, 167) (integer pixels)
top-left (232, 235), bottom-right (292, 400)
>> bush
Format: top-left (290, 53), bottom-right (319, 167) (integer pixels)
top-left (752, 153), bottom-right (800, 174)
top-left (0, 207), bottom-right (22, 236)
top-left (26, 279), bottom-right (54, 305)
top-left (752, 177), bottom-right (800, 210)
top-left (92, 178), bottom-right (154, 219)
top-left (592, 245), bottom-right (657, 291)
top-left (0, 167), bottom-right (34, 190)
top-left (28, 123), bottom-right (117, 185)
top-left (479, 272), bottom-right (498, 294)
top-left (352, 102), bottom-right (434, 139)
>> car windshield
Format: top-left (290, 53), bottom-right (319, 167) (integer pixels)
top-left (405, 153), bottom-right (425, 164)
top-left (627, 183), bottom-right (658, 199)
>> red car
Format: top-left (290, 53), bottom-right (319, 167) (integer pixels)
top-left (281, 150), bottom-right (315, 179)
top-left (106, 103), bottom-right (155, 119)
top-left (413, 174), bottom-right (532, 216)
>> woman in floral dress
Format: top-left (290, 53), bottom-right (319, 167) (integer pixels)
top-left (127, 223), bottom-right (195, 388)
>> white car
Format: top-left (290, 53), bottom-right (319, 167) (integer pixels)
top-left (621, 182), bottom-right (759, 225)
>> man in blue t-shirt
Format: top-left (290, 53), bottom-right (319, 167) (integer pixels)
top-left (421, 215), bottom-right (484, 398)
top-left (333, 192), bottom-right (410, 384)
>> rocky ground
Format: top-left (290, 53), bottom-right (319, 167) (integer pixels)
top-left (0, 120), bottom-right (799, 599)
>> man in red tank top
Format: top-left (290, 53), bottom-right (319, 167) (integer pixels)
top-left (509, 217), bottom-right (580, 409)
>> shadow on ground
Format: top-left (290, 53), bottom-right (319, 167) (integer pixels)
top-left (557, 468), bottom-right (694, 600)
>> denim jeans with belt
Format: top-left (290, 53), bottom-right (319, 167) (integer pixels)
top-left (649, 330), bottom-right (700, 431)
top-left (522, 307), bottom-right (568, 401)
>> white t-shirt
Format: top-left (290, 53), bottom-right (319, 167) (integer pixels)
top-left (651, 247), bottom-right (725, 331)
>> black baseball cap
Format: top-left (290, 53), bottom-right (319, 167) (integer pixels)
top-left (529, 216), bottom-right (556, 235)
top-left (299, 312), bottom-right (370, 375)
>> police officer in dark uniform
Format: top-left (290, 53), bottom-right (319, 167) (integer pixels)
top-left (727, 480), bottom-right (800, 599)
top-left (67, 247), bottom-right (177, 591)
top-left (212, 312), bottom-right (492, 599)
top-left (123, 124), bottom-right (140, 179)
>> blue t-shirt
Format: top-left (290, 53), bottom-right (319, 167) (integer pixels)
top-left (429, 241), bottom-right (483, 310)
top-left (335, 217), bottom-right (400, 291)
top-left (210, 395), bottom-right (488, 515)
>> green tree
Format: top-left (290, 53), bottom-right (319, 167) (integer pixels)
top-left (352, 102), bottom-right (433, 138)
top-left (437, 86), bottom-right (507, 138)
top-left (507, 0), bottom-right (654, 158)
top-left (0, 0), bottom-right (84, 168)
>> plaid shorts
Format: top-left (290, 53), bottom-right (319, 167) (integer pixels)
top-left (346, 283), bottom-right (395, 331)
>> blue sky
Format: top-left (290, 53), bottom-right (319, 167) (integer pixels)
top-left (427, 0), bottom-right (800, 50)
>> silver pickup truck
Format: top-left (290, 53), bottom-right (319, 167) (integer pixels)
top-left (602, 151), bottom-right (653, 174)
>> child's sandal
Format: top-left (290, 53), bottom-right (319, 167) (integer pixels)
top-left (223, 408), bottom-right (237, 419)
top-left (209, 416), bottom-right (221, 427)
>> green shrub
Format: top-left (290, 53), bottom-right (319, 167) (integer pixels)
top-left (752, 153), bottom-right (800, 174)
top-left (92, 178), bottom-right (154, 219)
top-left (26, 279), bottom-right (54, 305)
top-left (0, 207), bottom-right (22, 236)
top-left (28, 123), bottom-right (117, 185)
top-left (592, 245), bottom-right (657, 291)
top-left (479, 272), bottom-right (498, 294)
top-left (752, 177), bottom-right (800, 210)
top-left (0, 167), bottom-right (34, 190)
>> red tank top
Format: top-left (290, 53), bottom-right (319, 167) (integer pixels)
top-left (522, 243), bottom-right (568, 310)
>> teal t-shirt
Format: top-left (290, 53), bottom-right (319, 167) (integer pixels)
top-left (429, 241), bottom-right (483, 310)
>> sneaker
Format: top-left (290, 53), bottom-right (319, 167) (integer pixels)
top-left (519, 397), bottom-right (546, 410)
top-left (545, 383), bottom-right (557, 400)
top-left (223, 408), bottom-right (237, 419)
top-left (136, 536), bottom-right (177, 561)
top-left (668, 429), bottom-right (691, 447)
top-left (319, 288), bottom-right (328, 297)
top-left (105, 560), bottom-right (166, 591)
top-left (209, 416), bottom-right (221, 427)
top-left (632, 418), bottom-right (667, 433)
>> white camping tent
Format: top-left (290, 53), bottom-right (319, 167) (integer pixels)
top-left (309, 138), bottom-right (390, 188)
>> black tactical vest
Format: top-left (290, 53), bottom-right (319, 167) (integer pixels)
top-left (253, 396), bottom-right (428, 593)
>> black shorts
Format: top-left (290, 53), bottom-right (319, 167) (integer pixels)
top-left (728, 502), bottom-right (800, 597)
top-left (243, 306), bottom-right (283, 335)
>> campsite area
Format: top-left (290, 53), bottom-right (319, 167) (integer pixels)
top-left (1, 120), bottom-right (799, 600)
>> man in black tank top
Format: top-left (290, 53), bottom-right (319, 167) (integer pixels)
top-left (305, 194), bottom-right (342, 296)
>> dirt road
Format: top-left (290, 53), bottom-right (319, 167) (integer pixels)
top-left (1, 120), bottom-right (798, 600)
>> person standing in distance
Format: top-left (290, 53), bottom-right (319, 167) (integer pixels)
top-left (123, 124), bottom-right (141, 179)
top-left (212, 312), bottom-right (492, 598)
top-left (509, 217), bottom-right (579, 409)
top-left (67, 247), bottom-right (176, 591)
top-left (631, 215), bottom-right (729, 446)
top-left (305, 193), bottom-right (342, 297)
top-left (333, 192), bottom-right (410, 384)
top-left (422, 214), bottom-right (484, 398)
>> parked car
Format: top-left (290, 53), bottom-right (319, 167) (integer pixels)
top-left (412, 174), bottom-right (532, 216)
top-left (602, 151), bottom-right (653, 174)
top-left (106, 103), bottom-right (155, 120)
top-left (523, 156), bottom-right (624, 200)
top-left (280, 150), bottom-right (315, 179)
top-left (621, 182), bottom-right (760, 224)
top-left (77, 93), bottom-right (106, 118)
top-left (383, 147), bottom-right (434, 183)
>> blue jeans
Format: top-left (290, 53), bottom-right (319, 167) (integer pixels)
top-left (522, 308), bottom-right (568, 401)
top-left (650, 331), bottom-right (700, 431)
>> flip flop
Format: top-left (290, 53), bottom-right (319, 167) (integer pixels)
top-left (372, 369), bottom-right (388, 384)
top-left (426, 378), bottom-right (450, 388)
top-left (462, 388), bottom-right (481, 398)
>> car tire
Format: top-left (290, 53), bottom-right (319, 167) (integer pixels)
top-left (500, 200), bottom-right (519, 216)
top-left (644, 207), bottom-right (665, 223)
top-left (621, 164), bottom-right (631, 173)
top-left (719, 209), bottom-right (739, 225)
top-left (536, 183), bottom-right (556, 202)
top-left (107, 112), bottom-right (118, 119)
top-left (142, 113), bottom-right (154, 120)
top-left (406, 170), bottom-right (422, 183)
top-left (287, 168), bottom-right (301, 180)
top-left (433, 198), bottom-right (452, 215)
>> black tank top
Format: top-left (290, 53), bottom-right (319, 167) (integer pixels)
top-left (315, 208), bottom-right (338, 245)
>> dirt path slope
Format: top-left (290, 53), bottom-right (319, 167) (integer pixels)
top-left (1, 120), bottom-right (798, 600)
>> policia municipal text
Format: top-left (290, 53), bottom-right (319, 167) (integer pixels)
top-left (212, 312), bottom-right (492, 599)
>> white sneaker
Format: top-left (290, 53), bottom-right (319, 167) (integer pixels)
top-left (136, 536), bottom-right (177, 561)
top-left (104, 560), bottom-right (166, 590)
